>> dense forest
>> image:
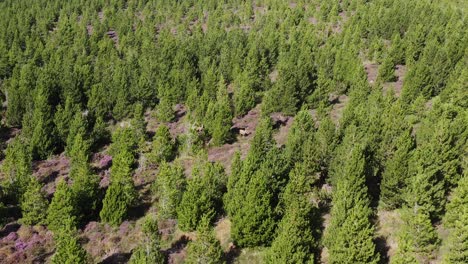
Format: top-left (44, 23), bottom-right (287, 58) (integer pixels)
top-left (0, 0), bottom-right (466, 263)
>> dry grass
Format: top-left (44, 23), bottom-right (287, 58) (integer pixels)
top-left (376, 209), bottom-right (403, 258)
top-left (214, 218), bottom-right (232, 251)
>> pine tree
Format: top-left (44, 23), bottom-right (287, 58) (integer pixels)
top-left (266, 164), bottom-right (317, 264)
top-left (54, 97), bottom-right (80, 145)
top-left (324, 145), bottom-right (379, 264)
top-left (314, 114), bottom-right (337, 171)
top-left (149, 125), bottom-right (176, 165)
top-left (129, 215), bottom-right (166, 264)
top-left (47, 179), bottom-right (78, 233)
top-left (20, 177), bottom-right (48, 225)
top-left (227, 119), bottom-right (279, 247)
top-left (2, 136), bottom-right (32, 202)
top-left (442, 175), bottom-right (468, 263)
top-left (233, 70), bottom-right (256, 117)
top-left (69, 133), bottom-right (100, 223)
top-left (157, 97), bottom-right (174, 123)
top-left (209, 77), bottom-right (233, 146)
top-left (285, 108), bottom-right (315, 163)
top-left (65, 112), bottom-right (88, 155)
top-left (444, 175), bottom-right (467, 228)
top-left (442, 213), bottom-right (468, 264)
top-left (27, 86), bottom-right (57, 160)
top-left (392, 206), bottom-right (439, 263)
top-left (51, 228), bottom-right (88, 264)
top-left (378, 54), bottom-right (396, 82)
top-left (185, 216), bottom-right (225, 264)
top-left (230, 163), bottom-right (276, 247)
top-left (91, 115), bottom-right (109, 146)
top-left (177, 162), bottom-right (225, 231)
top-left (380, 129), bottom-right (414, 210)
top-left (100, 142), bottom-right (137, 226)
top-left (131, 103), bottom-right (147, 148)
top-left (152, 162), bottom-right (185, 220)
top-left (223, 151), bottom-right (242, 217)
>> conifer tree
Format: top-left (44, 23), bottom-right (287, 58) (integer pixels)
top-left (284, 108), bottom-right (315, 165)
top-left (380, 129), bottom-right (414, 210)
top-left (47, 179), bottom-right (78, 233)
top-left (2, 136), bottom-right (32, 202)
top-left (149, 125), bottom-right (176, 165)
top-left (209, 77), bottom-right (233, 146)
top-left (129, 215), bottom-right (166, 264)
top-left (392, 206), bottom-right (439, 263)
top-left (185, 216), bottom-right (225, 264)
top-left (266, 164), bottom-right (317, 264)
top-left (131, 103), bottom-right (147, 147)
top-left (153, 162), bottom-right (185, 220)
top-left (314, 114), bottom-right (337, 171)
top-left (100, 140), bottom-right (137, 226)
top-left (442, 175), bottom-right (468, 263)
top-left (21, 177), bottom-right (48, 225)
top-left (69, 133), bottom-right (100, 223)
top-left (442, 213), bottom-right (468, 264)
top-left (28, 86), bottom-right (57, 160)
top-left (223, 151), bottom-right (242, 217)
top-left (54, 97), bottom-right (80, 145)
top-left (177, 162), bottom-right (226, 231)
top-left (51, 228), bottom-right (88, 264)
top-left (444, 174), bottom-right (467, 228)
top-left (378, 54), bottom-right (396, 82)
top-left (231, 165), bottom-right (276, 247)
top-left (65, 112), bottom-right (88, 155)
top-left (233, 70), bottom-right (256, 117)
top-left (157, 97), bottom-right (174, 123)
top-left (324, 145), bottom-right (379, 264)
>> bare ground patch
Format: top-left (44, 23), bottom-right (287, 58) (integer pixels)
top-left (330, 94), bottom-right (349, 124)
top-left (364, 62), bottom-right (379, 84)
top-left (383, 65), bottom-right (406, 97)
top-left (376, 210), bottom-right (403, 259)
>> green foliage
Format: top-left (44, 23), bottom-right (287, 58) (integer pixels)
top-left (223, 151), bottom-right (242, 218)
top-left (54, 97), bottom-right (80, 145)
top-left (152, 162), bottom-right (185, 220)
top-left (177, 161), bottom-right (226, 231)
top-left (378, 54), bottom-right (396, 82)
top-left (226, 118), bottom-right (286, 247)
top-left (2, 137), bottom-right (32, 202)
top-left (100, 146), bottom-right (137, 226)
top-left (442, 175), bottom-right (468, 263)
top-left (284, 108), bottom-right (315, 165)
top-left (380, 129), bottom-right (414, 210)
top-left (20, 177), bottom-right (48, 225)
top-left (233, 70), bottom-right (256, 116)
top-left (27, 86), bottom-right (57, 160)
top-left (392, 207), bottom-right (440, 263)
top-left (68, 133), bottom-right (100, 223)
top-left (100, 128), bottom-right (137, 226)
top-left (129, 215), bottom-right (166, 264)
top-left (185, 216), bottom-right (225, 264)
top-left (65, 112), bottom-right (88, 155)
top-left (266, 164), bottom-right (317, 264)
top-left (206, 77), bottom-right (233, 146)
top-left (131, 103), bottom-right (147, 147)
top-left (47, 179), bottom-right (78, 233)
top-left (442, 211), bottom-right (468, 264)
top-left (230, 158), bottom-right (277, 247)
top-left (444, 175), bottom-right (468, 228)
top-left (325, 145), bottom-right (379, 264)
top-left (156, 97), bottom-right (174, 123)
top-left (149, 125), bottom-right (176, 165)
top-left (51, 228), bottom-right (88, 264)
